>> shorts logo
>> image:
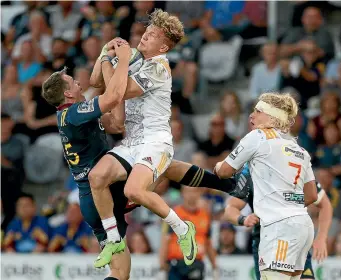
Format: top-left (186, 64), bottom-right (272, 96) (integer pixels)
top-left (77, 99), bottom-right (95, 113)
top-left (134, 72), bottom-right (154, 90)
top-left (229, 145), bottom-right (244, 160)
top-left (271, 261), bottom-right (295, 270)
top-left (142, 156), bottom-right (153, 165)
top-left (259, 257), bottom-right (265, 267)
top-left (276, 239), bottom-right (289, 262)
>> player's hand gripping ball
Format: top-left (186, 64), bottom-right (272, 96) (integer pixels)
top-left (110, 48), bottom-right (144, 76)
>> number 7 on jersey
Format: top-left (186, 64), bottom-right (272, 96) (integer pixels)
top-left (288, 162), bottom-right (302, 185)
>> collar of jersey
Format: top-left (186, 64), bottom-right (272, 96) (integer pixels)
top-left (57, 103), bottom-right (73, 111)
top-left (145, 54), bottom-right (167, 62)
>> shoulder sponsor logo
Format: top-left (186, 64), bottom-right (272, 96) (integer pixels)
top-left (281, 145), bottom-right (304, 159)
top-left (229, 145), bottom-right (244, 160)
top-left (77, 99), bottom-right (95, 113)
top-left (134, 72), bottom-right (154, 90)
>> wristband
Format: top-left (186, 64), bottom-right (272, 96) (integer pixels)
top-left (101, 55), bottom-right (113, 64)
top-left (237, 215), bottom-right (246, 226)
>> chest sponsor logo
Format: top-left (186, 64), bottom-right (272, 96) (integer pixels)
top-left (281, 145), bottom-right (304, 159)
top-left (283, 192), bottom-right (304, 204)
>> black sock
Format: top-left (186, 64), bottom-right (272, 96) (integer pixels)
top-left (104, 277), bottom-right (119, 280)
top-left (178, 165), bottom-right (237, 193)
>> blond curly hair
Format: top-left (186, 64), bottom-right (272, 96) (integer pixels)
top-left (149, 9), bottom-right (184, 49)
top-left (258, 92), bottom-right (298, 133)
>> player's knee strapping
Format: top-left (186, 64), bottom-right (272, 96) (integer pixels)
top-left (179, 165), bottom-right (236, 192)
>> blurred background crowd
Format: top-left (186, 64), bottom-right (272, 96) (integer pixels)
top-left (1, 0), bottom-right (341, 263)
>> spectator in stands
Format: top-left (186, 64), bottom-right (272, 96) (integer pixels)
top-left (21, 70), bottom-right (58, 143)
top-left (290, 108), bottom-right (316, 154)
top-left (171, 118), bottom-right (196, 163)
top-left (160, 186), bottom-right (217, 278)
top-left (100, 21), bottom-right (117, 48)
top-left (76, 36), bottom-right (101, 70)
top-left (280, 40), bottom-right (326, 109)
top-left (1, 32), bottom-right (8, 76)
top-left (280, 6), bottom-right (334, 60)
top-left (1, 113), bottom-right (25, 231)
top-left (129, 22), bottom-right (146, 48)
top-left (3, 193), bottom-right (49, 253)
top-left (128, 229), bottom-right (152, 254)
top-left (43, 37), bottom-right (75, 76)
top-left (324, 61), bottom-right (341, 92)
top-left (1, 64), bottom-right (24, 123)
top-left (16, 40), bottom-right (43, 84)
top-left (198, 114), bottom-right (235, 170)
top-left (315, 169), bottom-right (341, 255)
top-left (49, 1), bottom-right (84, 47)
top-left (133, 1), bottom-right (155, 22)
top-left (307, 91), bottom-right (341, 146)
top-left (81, 1), bottom-right (129, 38)
top-left (314, 123), bottom-right (341, 168)
top-left (220, 90), bottom-right (248, 140)
top-left (217, 223), bottom-right (245, 255)
top-left (4, 1), bottom-right (50, 51)
top-left (249, 43), bottom-right (281, 99)
top-left (48, 203), bottom-right (92, 253)
top-left (75, 67), bottom-right (98, 101)
top-left (165, 1), bottom-right (205, 30)
top-left (12, 11), bottom-right (52, 63)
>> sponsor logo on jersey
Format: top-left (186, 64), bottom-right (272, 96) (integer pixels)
top-left (281, 145), bottom-right (304, 159)
top-left (229, 145), bottom-right (244, 160)
top-left (77, 99), bottom-right (95, 113)
top-left (134, 72), bottom-right (154, 90)
top-left (283, 192), bottom-right (304, 204)
top-left (271, 261), bottom-right (295, 270)
top-left (74, 167), bottom-right (91, 180)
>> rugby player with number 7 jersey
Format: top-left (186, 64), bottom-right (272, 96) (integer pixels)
top-left (225, 163), bottom-right (332, 280)
top-left (215, 93), bottom-right (318, 280)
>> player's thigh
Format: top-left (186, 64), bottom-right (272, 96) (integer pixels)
top-left (300, 252), bottom-right (315, 279)
top-left (89, 155), bottom-right (127, 186)
top-left (109, 242), bottom-right (131, 280)
top-left (292, 215), bottom-right (314, 273)
top-left (259, 216), bottom-right (313, 274)
top-left (133, 143), bottom-right (174, 183)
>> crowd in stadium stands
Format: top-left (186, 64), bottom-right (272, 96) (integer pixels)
top-left (1, 0), bottom-right (341, 261)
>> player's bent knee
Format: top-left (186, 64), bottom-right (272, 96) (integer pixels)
top-left (260, 270), bottom-right (292, 280)
top-left (88, 168), bottom-right (108, 190)
top-left (123, 186), bottom-right (143, 203)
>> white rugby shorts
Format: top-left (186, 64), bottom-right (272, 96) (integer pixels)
top-left (258, 215), bottom-right (314, 272)
top-left (109, 142), bottom-right (174, 181)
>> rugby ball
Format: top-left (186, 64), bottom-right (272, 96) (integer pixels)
top-left (110, 48), bottom-right (144, 76)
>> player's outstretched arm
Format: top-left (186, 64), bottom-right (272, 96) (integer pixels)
top-left (90, 44), bottom-right (110, 88)
top-left (312, 193), bottom-right (332, 262)
top-left (224, 197), bottom-right (247, 225)
top-left (98, 43), bottom-right (130, 114)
